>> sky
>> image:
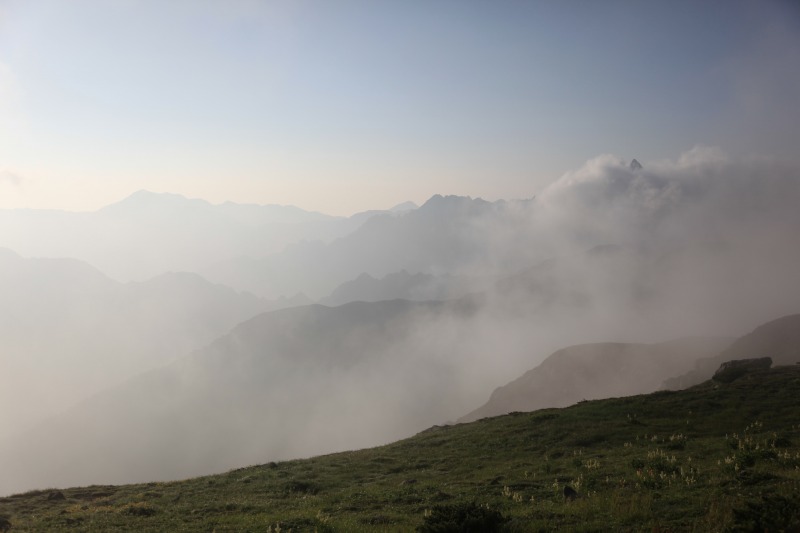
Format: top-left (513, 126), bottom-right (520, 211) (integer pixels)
top-left (0, 0), bottom-right (798, 216)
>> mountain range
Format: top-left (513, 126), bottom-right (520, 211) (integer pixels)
top-left (2, 151), bottom-right (800, 496)
top-left (0, 248), bottom-right (306, 435)
top-left (198, 194), bottom-right (539, 299)
top-left (2, 240), bottom-right (796, 495)
top-left (0, 191), bottom-right (407, 292)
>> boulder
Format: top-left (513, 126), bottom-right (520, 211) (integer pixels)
top-left (564, 485), bottom-right (579, 501)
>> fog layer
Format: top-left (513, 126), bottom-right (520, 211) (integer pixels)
top-left (1, 149), bottom-right (798, 495)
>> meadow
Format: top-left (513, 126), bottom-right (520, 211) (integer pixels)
top-left (2, 365), bottom-right (798, 532)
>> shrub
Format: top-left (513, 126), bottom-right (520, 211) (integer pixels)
top-left (730, 494), bottom-right (800, 532)
top-left (417, 501), bottom-right (506, 533)
top-left (283, 480), bottom-right (320, 494)
top-left (121, 502), bottom-right (157, 517)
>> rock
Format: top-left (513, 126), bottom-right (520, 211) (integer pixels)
top-left (46, 491), bottom-right (66, 501)
top-left (563, 485), bottom-right (579, 501)
top-left (713, 357), bottom-right (772, 383)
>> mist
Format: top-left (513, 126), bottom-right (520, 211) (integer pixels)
top-left (1, 148), bottom-right (798, 495)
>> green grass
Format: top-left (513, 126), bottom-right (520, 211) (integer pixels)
top-left (2, 366), bottom-right (800, 532)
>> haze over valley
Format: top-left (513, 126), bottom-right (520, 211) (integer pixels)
top-left (1, 3), bottom-right (799, 527)
top-left (2, 148), bottom-right (799, 495)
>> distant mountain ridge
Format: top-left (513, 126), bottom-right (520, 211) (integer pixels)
top-left (458, 337), bottom-right (731, 423)
top-left (0, 190), bottom-right (435, 299)
top-left (101, 190), bottom-right (335, 225)
top-left (460, 314), bottom-right (800, 425)
top-left (389, 200), bottom-right (418, 212)
top-left (0, 299), bottom-right (467, 492)
top-left (0, 191), bottom-right (377, 286)
top-left (663, 314), bottom-right (800, 389)
top-left (202, 194), bottom-right (539, 298)
top-left (2, 233), bottom-right (791, 494)
top-left (2, 152), bottom-right (799, 498)
top-left (0, 248), bottom-right (303, 436)
top-left (318, 270), bottom-right (481, 307)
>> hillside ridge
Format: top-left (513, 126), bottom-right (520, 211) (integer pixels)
top-left (2, 364), bottom-right (799, 531)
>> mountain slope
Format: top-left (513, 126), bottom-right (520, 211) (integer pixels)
top-left (663, 313), bottom-right (800, 389)
top-left (318, 270), bottom-right (479, 307)
top-left (458, 337), bottom-right (731, 423)
top-left (2, 365), bottom-right (799, 531)
top-left (0, 244), bottom-right (667, 495)
top-left (0, 249), bottom-right (293, 437)
top-left (2, 237), bottom-right (796, 495)
top-left (0, 299), bottom-right (475, 494)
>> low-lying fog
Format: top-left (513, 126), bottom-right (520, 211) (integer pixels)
top-left (1, 148), bottom-right (798, 495)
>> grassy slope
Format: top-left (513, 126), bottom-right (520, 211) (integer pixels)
top-left (2, 366), bottom-right (799, 532)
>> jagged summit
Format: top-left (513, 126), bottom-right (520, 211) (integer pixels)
top-left (630, 158), bottom-right (643, 170)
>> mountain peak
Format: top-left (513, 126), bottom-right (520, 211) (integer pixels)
top-left (420, 194), bottom-right (479, 210)
top-left (100, 190), bottom-right (213, 215)
top-left (630, 158), bottom-right (643, 170)
top-left (389, 201), bottom-right (418, 213)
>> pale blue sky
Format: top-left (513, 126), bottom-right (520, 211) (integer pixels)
top-left (1, 0), bottom-right (798, 214)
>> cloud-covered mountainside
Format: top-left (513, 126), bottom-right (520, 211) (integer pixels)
top-left (1, 148), bottom-right (799, 495)
top-left (0, 300), bottom-right (464, 490)
top-left (206, 147), bottom-right (800, 300)
top-left (0, 249), bottom-right (304, 435)
top-left (663, 313), bottom-right (800, 389)
top-left (458, 337), bottom-right (732, 424)
top-left (200, 194), bottom-right (538, 299)
top-left (319, 270), bottom-right (482, 307)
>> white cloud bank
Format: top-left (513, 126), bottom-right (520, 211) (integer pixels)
top-left (538, 146), bottom-right (800, 252)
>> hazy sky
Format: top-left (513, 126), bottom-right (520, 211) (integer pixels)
top-left (1, 0), bottom-right (798, 215)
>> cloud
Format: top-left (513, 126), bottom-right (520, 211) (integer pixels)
top-left (0, 169), bottom-right (23, 187)
top-left (2, 145), bottom-right (800, 494)
top-left (537, 146), bottom-right (800, 250)
top-left (527, 146), bottom-right (800, 339)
